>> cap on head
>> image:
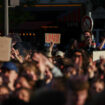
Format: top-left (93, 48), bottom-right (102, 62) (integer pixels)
top-left (2, 62), bottom-right (18, 73)
top-left (56, 51), bottom-right (65, 57)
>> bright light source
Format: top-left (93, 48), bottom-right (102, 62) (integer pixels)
top-left (26, 33), bottom-right (28, 36)
top-left (29, 33), bottom-right (32, 36)
top-left (33, 33), bottom-right (36, 36)
top-left (23, 33), bottom-right (25, 36)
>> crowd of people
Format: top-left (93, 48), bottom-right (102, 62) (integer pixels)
top-left (0, 31), bottom-right (105, 105)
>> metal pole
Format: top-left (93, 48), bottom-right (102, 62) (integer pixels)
top-left (4, 0), bottom-right (9, 36)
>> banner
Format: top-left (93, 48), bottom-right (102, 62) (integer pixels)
top-left (45, 33), bottom-right (61, 44)
top-left (0, 37), bottom-right (12, 62)
top-left (93, 51), bottom-right (105, 61)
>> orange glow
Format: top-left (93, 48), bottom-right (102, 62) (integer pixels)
top-left (26, 33), bottom-right (28, 36)
top-left (29, 33), bottom-right (32, 36)
top-left (23, 33), bottom-right (25, 36)
top-left (1, 4), bottom-right (81, 8)
top-left (33, 33), bottom-right (36, 36)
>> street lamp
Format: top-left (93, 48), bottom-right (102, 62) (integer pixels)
top-left (4, 0), bottom-right (19, 36)
top-left (4, 0), bottom-right (9, 36)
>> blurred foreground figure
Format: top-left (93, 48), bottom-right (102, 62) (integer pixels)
top-left (66, 76), bottom-right (89, 105)
top-left (30, 89), bottom-right (66, 105)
